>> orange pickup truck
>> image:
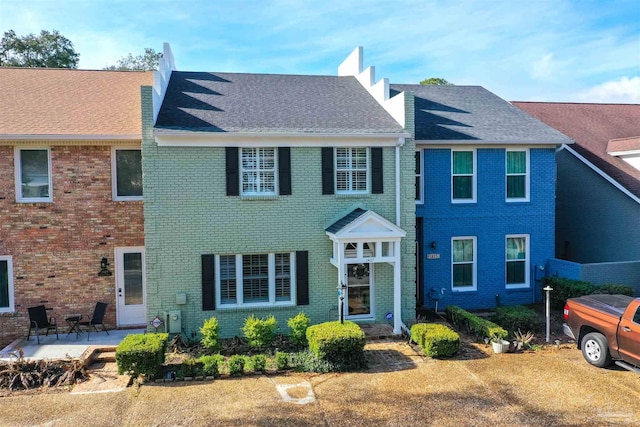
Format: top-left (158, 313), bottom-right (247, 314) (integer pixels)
top-left (563, 294), bottom-right (640, 373)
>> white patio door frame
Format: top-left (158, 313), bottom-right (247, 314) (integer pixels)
top-left (115, 246), bottom-right (146, 326)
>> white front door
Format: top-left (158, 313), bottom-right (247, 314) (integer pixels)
top-left (115, 247), bottom-right (146, 326)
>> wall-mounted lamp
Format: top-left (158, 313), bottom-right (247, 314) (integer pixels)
top-left (430, 241), bottom-right (437, 250)
top-left (98, 256), bottom-right (112, 276)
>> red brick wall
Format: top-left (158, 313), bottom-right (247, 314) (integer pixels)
top-left (0, 144), bottom-right (143, 347)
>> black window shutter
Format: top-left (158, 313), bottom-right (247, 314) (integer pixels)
top-left (226, 147), bottom-right (239, 196)
top-left (202, 254), bottom-right (216, 310)
top-left (278, 147), bottom-right (292, 196)
top-left (371, 147), bottom-right (383, 194)
top-left (321, 147), bottom-right (334, 195)
top-left (296, 251), bottom-right (309, 305)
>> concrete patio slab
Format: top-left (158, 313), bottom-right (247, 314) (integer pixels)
top-left (0, 328), bottom-right (145, 361)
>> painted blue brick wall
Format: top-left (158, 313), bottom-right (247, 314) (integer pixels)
top-left (416, 147), bottom-right (556, 310)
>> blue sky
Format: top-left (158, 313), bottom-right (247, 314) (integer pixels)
top-left (1, 0), bottom-right (639, 102)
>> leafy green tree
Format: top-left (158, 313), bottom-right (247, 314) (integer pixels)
top-left (104, 48), bottom-right (162, 71)
top-left (0, 30), bottom-right (79, 68)
top-left (419, 77), bottom-right (452, 85)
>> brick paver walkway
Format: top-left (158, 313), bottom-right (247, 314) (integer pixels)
top-left (364, 338), bottom-right (426, 372)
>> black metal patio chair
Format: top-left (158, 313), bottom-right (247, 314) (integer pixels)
top-left (78, 302), bottom-right (109, 340)
top-left (27, 305), bottom-right (59, 344)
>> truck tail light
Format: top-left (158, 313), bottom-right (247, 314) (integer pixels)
top-left (563, 303), bottom-right (569, 320)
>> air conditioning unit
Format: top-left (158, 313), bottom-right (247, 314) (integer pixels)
top-left (167, 310), bottom-right (182, 334)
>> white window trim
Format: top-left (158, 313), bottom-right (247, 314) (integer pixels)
top-left (215, 252), bottom-right (296, 308)
top-left (0, 256), bottom-right (14, 313)
top-left (14, 147), bottom-right (53, 203)
top-left (344, 262), bottom-right (375, 320)
top-left (240, 147), bottom-right (278, 196)
top-left (335, 147), bottom-right (369, 195)
top-left (506, 234), bottom-right (530, 289)
top-left (415, 149), bottom-right (424, 204)
top-left (111, 147), bottom-right (143, 201)
top-left (451, 149), bottom-right (476, 203)
top-left (451, 236), bottom-right (477, 291)
top-left (506, 149), bottom-right (530, 202)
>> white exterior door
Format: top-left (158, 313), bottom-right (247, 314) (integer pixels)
top-left (115, 247), bottom-right (146, 326)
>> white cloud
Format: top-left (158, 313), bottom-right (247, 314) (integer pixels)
top-left (577, 77), bottom-right (640, 103)
top-left (530, 54), bottom-right (555, 80)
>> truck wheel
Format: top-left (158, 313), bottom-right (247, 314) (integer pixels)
top-left (581, 332), bottom-right (612, 368)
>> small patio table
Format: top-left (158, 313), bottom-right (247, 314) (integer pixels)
top-left (65, 315), bottom-right (83, 338)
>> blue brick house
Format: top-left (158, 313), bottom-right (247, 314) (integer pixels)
top-left (389, 85), bottom-right (573, 311)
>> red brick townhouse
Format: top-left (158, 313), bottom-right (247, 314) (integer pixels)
top-left (0, 68), bottom-right (153, 347)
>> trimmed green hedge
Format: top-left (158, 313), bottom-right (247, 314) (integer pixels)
top-left (445, 305), bottom-right (507, 342)
top-left (593, 284), bottom-right (634, 297)
top-left (490, 305), bottom-right (540, 334)
top-left (306, 321), bottom-right (366, 371)
top-left (411, 323), bottom-right (459, 358)
top-left (542, 277), bottom-right (635, 308)
top-left (116, 333), bottom-right (168, 379)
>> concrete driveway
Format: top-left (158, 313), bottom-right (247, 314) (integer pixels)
top-left (1, 340), bottom-right (639, 426)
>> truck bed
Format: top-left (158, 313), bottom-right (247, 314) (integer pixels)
top-left (569, 294), bottom-right (633, 318)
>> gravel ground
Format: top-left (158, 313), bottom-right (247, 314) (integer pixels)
top-left (1, 338), bottom-right (639, 427)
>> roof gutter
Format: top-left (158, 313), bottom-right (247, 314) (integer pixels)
top-left (415, 139), bottom-right (573, 146)
top-left (155, 130), bottom-right (410, 147)
top-left (0, 134), bottom-right (141, 142)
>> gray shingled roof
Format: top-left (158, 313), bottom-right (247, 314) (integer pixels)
top-left (390, 84), bottom-right (573, 144)
top-left (155, 72), bottom-right (405, 135)
top-left (325, 208), bottom-right (367, 234)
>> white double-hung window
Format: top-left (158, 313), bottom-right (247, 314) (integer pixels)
top-left (217, 252), bottom-right (295, 307)
top-left (506, 235), bottom-right (529, 288)
top-left (15, 147), bottom-right (52, 202)
top-left (336, 147), bottom-right (368, 194)
top-left (452, 237), bottom-right (476, 291)
top-left (241, 148), bottom-right (277, 195)
top-left (415, 150), bottom-right (423, 203)
top-left (452, 149), bottom-right (476, 202)
top-left (112, 147), bottom-right (143, 200)
top-left (506, 149), bottom-right (529, 201)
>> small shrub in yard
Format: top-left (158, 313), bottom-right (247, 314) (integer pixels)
top-left (200, 316), bottom-right (220, 350)
top-left (242, 315), bottom-right (278, 347)
top-left (181, 357), bottom-right (203, 377)
top-left (290, 350), bottom-right (336, 373)
top-left (251, 354), bottom-right (267, 373)
top-left (275, 351), bottom-right (289, 370)
top-left (445, 306), bottom-right (507, 342)
top-left (287, 312), bottom-right (310, 346)
top-left (116, 333), bottom-right (168, 379)
top-left (490, 305), bottom-right (540, 334)
top-left (411, 323), bottom-right (460, 358)
top-left (228, 354), bottom-right (245, 376)
top-left (306, 321), bottom-right (366, 371)
top-left (199, 354), bottom-right (225, 377)
top-left (542, 277), bottom-right (597, 308)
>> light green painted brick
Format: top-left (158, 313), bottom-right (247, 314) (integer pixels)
top-left (142, 135), bottom-right (416, 337)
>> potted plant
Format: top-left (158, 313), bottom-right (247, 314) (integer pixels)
top-left (490, 333), bottom-right (510, 354)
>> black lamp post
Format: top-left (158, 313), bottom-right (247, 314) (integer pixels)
top-left (337, 281), bottom-right (347, 324)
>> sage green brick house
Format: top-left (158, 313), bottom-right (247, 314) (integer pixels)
top-left (144, 45), bottom-right (415, 338)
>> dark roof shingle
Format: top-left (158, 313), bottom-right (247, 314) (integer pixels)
top-left (155, 72), bottom-right (405, 135)
top-left (390, 84), bottom-right (572, 144)
top-left (325, 208), bottom-right (367, 234)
